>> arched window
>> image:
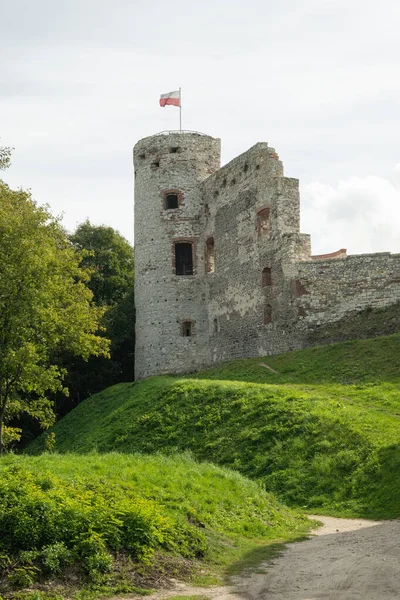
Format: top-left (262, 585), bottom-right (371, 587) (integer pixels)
top-left (174, 242), bottom-right (193, 276)
top-left (264, 304), bottom-right (272, 325)
top-left (262, 267), bottom-right (272, 287)
top-left (257, 207), bottom-right (270, 236)
top-left (205, 237), bottom-right (215, 273)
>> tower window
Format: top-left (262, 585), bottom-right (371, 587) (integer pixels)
top-left (162, 189), bottom-right (182, 210)
top-left (181, 320), bottom-right (194, 336)
top-left (257, 207), bottom-right (270, 236)
top-left (166, 194), bottom-right (179, 209)
top-left (170, 146), bottom-right (179, 153)
top-left (262, 267), bottom-right (272, 287)
top-left (213, 318), bottom-right (218, 334)
top-left (175, 242), bottom-right (193, 276)
top-left (205, 237), bottom-right (215, 273)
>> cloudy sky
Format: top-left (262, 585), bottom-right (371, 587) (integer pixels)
top-left (1, 0), bottom-right (400, 254)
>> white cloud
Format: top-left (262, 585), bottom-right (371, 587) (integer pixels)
top-left (301, 169), bottom-right (400, 255)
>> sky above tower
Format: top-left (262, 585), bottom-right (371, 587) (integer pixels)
top-left (1, 0), bottom-right (400, 254)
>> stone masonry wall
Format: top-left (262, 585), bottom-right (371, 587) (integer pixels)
top-left (293, 253), bottom-right (400, 337)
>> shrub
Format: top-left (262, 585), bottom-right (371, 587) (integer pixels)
top-left (8, 567), bottom-right (40, 589)
top-left (40, 542), bottom-right (72, 576)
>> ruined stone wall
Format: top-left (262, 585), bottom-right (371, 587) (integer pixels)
top-left (293, 253), bottom-right (400, 340)
top-left (201, 143), bottom-right (308, 365)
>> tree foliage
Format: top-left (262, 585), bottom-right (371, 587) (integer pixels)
top-left (53, 221), bottom-right (135, 414)
top-left (0, 183), bottom-right (110, 452)
top-left (70, 220), bottom-right (134, 306)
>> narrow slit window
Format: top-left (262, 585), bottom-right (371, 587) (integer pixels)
top-left (262, 267), bottom-right (272, 287)
top-left (165, 193), bottom-right (179, 210)
top-left (175, 242), bottom-right (193, 276)
top-left (257, 208), bottom-right (270, 236)
top-left (205, 238), bottom-right (215, 273)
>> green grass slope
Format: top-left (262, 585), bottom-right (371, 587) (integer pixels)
top-left (28, 334), bottom-right (400, 518)
top-left (0, 453), bottom-right (308, 598)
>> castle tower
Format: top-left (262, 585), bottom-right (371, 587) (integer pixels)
top-left (134, 132), bottom-right (221, 379)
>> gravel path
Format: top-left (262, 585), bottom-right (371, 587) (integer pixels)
top-left (120, 516), bottom-right (400, 600)
top-left (232, 515), bottom-right (400, 600)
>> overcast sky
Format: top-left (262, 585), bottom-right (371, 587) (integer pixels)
top-left (1, 0), bottom-right (400, 254)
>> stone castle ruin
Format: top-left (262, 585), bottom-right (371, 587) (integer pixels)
top-left (134, 131), bottom-right (400, 379)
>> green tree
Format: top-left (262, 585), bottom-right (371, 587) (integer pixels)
top-left (51, 222), bottom-right (135, 414)
top-left (0, 183), bottom-right (110, 452)
top-left (69, 220), bottom-right (134, 306)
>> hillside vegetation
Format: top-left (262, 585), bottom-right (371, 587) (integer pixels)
top-left (0, 453), bottom-right (308, 598)
top-left (28, 334), bottom-right (400, 519)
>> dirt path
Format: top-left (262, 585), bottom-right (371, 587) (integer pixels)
top-left (126, 516), bottom-right (400, 600)
top-left (232, 515), bottom-right (400, 600)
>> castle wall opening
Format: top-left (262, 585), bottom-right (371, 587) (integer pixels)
top-left (264, 303), bottom-right (272, 324)
top-left (206, 237), bottom-right (215, 273)
top-left (166, 193), bottom-right (178, 209)
top-left (262, 267), bottom-right (272, 287)
top-left (181, 320), bottom-right (193, 336)
top-left (257, 207), bottom-right (270, 236)
top-left (175, 242), bottom-right (193, 276)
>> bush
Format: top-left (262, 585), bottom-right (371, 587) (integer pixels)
top-left (0, 465), bottom-right (174, 583)
top-left (8, 567), bottom-right (39, 589)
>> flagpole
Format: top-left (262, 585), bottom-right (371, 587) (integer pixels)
top-left (179, 87), bottom-right (182, 132)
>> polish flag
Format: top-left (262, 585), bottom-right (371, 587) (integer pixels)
top-left (160, 90), bottom-right (180, 107)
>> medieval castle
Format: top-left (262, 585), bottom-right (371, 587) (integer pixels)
top-left (134, 131), bottom-right (400, 380)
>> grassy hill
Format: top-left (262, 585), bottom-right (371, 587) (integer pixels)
top-left (28, 334), bottom-right (400, 519)
top-left (0, 453), bottom-right (309, 599)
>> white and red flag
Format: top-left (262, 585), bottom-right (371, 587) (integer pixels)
top-left (159, 90), bottom-right (181, 107)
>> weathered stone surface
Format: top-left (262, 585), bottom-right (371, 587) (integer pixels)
top-left (134, 132), bottom-right (400, 379)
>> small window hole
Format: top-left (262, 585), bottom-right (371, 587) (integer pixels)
top-left (262, 267), bottom-right (272, 287)
top-left (181, 321), bottom-right (193, 336)
top-left (165, 193), bottom-right (179, 209)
